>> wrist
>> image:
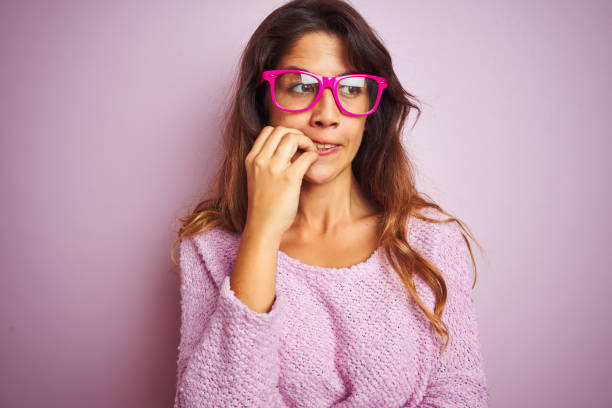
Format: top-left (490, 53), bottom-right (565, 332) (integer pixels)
top-left (243, 222), bottom-right (283, 247)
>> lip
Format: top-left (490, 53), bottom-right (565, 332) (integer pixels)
top-left (312, 139), bottom-right (340, 145)
top-left (316, 145), bottom-right (341, 156)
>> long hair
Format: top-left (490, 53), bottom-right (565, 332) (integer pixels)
top-left (170, 0), bottom-right (484, 356)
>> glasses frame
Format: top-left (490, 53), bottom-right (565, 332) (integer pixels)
top-left (258, 69), bottom-right (388, 117)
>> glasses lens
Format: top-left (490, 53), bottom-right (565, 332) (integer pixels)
top-left (337, 76), bottom-right (379, 114)
top-left (273, 72), bottom-right (320, 111)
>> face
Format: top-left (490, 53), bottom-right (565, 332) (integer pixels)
top-left (267, 31), bottom-right (367, 184)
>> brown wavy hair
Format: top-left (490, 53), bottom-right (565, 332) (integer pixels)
top-left (170, 0), bottom-right (484, 356)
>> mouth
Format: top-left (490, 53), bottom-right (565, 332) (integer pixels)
top-left (314, 144), bottom-right (341, 155)
top-left (312, 140), bottom-right (340, 151)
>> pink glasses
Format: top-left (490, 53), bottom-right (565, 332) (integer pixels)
top-left (258, 69), bottom-right (388, 116)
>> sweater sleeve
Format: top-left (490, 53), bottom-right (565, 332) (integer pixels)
top-left (416, 221), bottom-right (490, 408)
top-left (173, 236), bottom-right (287, 408)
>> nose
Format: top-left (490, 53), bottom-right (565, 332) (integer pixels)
top-left (315, 87), bottom-right (340, 112)
top-left (310, 87), bottom-right (340, 127)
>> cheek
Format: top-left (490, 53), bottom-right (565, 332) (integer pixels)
top-left (348, 125), bottom-right (366, 149)
top-left (270, 111), bottom-right (309, 128)
top-left (348, 138), bottom-right (363, 156)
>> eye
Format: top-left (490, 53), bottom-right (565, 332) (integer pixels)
top-left (290, 83), bottom-right (317, 94)
top-left (339, 85), bottom-right (363, 96)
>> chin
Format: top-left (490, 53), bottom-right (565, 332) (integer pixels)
top-left (303, 167), bottom-right (336, 184)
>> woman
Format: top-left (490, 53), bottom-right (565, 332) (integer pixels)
top-left (171, 0), bottom-right (489, 406)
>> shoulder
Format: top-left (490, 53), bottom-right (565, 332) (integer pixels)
top-left (409, 206), bottom-right (465, 245)
top-left (406, 206), bottom-right (460, 251)
top-left (181, 225), bottom-right (242, 286)
top-left (407, 207), bottom-right (472, 287)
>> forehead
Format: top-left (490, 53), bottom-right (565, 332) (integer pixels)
top-left (277, 31), bottom-right (356, 77)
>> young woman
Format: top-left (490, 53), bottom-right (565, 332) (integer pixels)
top-left (171, 0), bottom-right (489, 406)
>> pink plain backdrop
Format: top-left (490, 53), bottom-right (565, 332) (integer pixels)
top-left (1, 1), bottom-right (610, 407)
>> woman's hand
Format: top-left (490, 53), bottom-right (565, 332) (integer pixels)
top-left (244, 125), bottom-right (319, 239)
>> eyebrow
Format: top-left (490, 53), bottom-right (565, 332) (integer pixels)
top-left (281, 65), bottom-right (359, 76)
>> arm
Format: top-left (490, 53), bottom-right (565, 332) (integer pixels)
top-left (416, 221), bottom-right (490, 408)
top-left (173, 236), bottom-right (286, 408)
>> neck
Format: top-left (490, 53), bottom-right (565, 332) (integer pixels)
top-left (293, 167), bottom-right (374, 236)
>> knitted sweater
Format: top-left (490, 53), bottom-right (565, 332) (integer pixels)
top-left (173, 208), bottom-right (489, 407)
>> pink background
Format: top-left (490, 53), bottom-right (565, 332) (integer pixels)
top-left (1, 1), bottom-right (610, 407)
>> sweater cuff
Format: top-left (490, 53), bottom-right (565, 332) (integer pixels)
top-left (218, 274), bottom-right (285, 327)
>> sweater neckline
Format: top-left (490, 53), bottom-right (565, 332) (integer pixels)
top-left (277, 245), bottom-right (382, 273)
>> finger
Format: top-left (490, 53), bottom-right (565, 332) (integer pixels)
top-left (259, 126), bottom-right (305, 160)
top-left (248, 125), bottom-right (276, 158)
top-left (273, 133), bottom-right (318, 167)
top-left (286, 150), bottom-right (319, 179)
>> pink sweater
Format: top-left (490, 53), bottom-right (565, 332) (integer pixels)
top-left (173, 208), bottom-right (489, 407)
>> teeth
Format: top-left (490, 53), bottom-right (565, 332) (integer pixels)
top-left (314, 143), bottom-right (337, 149)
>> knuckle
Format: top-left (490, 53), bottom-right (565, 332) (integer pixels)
top-left (285, 133), bottom-right (299, 144)
top-left (253, 157), bottom-right (266, 168)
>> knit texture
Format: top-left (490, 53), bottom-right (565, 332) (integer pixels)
top-left (173, 207), bottom-right (489, 407)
